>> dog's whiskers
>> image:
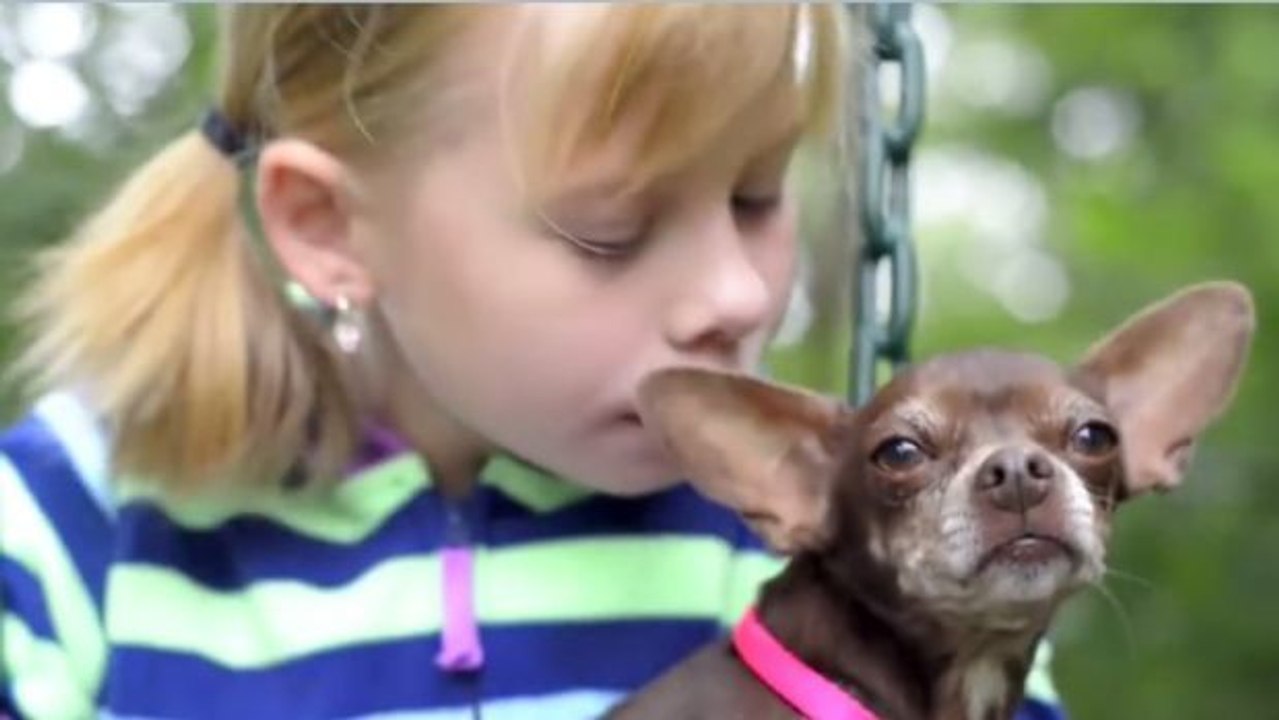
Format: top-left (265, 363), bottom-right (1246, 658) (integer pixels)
top-left (1103, 566), bottom-right (1157, 592)
top-left (1083, 579), bottom-right (1137, 656)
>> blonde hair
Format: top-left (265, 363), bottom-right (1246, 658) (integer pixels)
top-left (12, 4), bottom-right (848, 495)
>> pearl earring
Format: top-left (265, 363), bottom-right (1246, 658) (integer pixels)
top-left (331, 295), bottom-right (363, 354)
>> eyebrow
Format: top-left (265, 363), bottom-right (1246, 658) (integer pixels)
top-left (893, 398), bottom-right (945, 431)
top-left (540, 117), bottom-right (805, 212)
top-left (867, 398), bottom-right (946, 444)
top-left (1056, 393), bottom-right (1108, 422)
top-left (536, 184), bottom-right (652, 231)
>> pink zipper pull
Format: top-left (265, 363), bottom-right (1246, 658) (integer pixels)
top-left (435, 505), bottom-right (484, 673)
top-left (436, 547), bottom-right (483, 671)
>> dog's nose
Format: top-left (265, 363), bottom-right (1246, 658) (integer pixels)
top-left (977, 447), bottom-right (1054, 513)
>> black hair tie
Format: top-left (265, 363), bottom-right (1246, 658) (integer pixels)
top-left (200, 108), bottom-right (250, 159)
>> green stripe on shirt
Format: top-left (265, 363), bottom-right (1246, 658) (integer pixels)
top-left (0, 457), bottom-right (106, 697)
top-left (108, 556), bottom-right (442, 669)
top-left (2, 613), bottom-right (96, 719)
top-left (720, 551), bottom-right (785, 626)
top-left (1026, 639), bottom-right (1061, 704)
top-left (115, 455), bottom-right (430, 543)
top-left (117, 453), bottom-right (600, 541)
top-left (107, 535), bottom-right (774, 670)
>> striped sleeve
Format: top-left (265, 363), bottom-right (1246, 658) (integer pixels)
top-left (718, 522), bottom-right (784, 627)
top-left (1020, 640), bottom-right (1067, 718)
top-left (1, 399), bottom-right (114, 719)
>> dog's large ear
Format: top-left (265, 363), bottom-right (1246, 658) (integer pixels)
top-left (1075, 282), bottom-right (1255, 498)
top-left (637, 368), bottom-right (846, 554)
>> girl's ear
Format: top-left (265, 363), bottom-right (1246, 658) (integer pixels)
top-left (256, 139), bottom-right (375, 307)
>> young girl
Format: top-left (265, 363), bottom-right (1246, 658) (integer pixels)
top-left (0, 5), bottom-right (1063, 719)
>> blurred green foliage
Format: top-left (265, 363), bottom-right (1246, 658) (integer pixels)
top-left (898, 6), bottom-right (1279, 718)
top-left (0, 5), bottom-right (1274, 718)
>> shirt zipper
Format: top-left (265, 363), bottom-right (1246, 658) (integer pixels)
top-left (436, 497), bottom-right (484, 672)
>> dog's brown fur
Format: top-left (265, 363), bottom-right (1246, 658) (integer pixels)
top-left (607, 282), bottom-right (1255, 720)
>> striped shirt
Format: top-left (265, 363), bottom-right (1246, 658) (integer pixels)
top-left (0, 392), bottom-right (1066, 719)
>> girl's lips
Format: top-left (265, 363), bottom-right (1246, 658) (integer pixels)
top-left (594, 404), bottom-right (646, 432)
top-left (613, 410), bottom-right (647, 432)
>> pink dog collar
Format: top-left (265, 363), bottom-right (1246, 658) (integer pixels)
top-left (732, 607), bottom-right (880, 720)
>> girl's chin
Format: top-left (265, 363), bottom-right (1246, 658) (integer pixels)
top-left (574, 446), bottom-right (684, 497)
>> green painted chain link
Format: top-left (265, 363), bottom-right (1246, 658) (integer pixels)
top-left (850, 1), bottom-right (925, 406)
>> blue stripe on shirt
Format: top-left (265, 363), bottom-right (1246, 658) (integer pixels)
top-left (112, 494), bottom-right (441, 592)
top-left (484, 485), bottom-right (753, 547)
top-left (104, 619), bottom-right (717, 718)
top-left (1017, 698), bottom-right (1069, 720)
top-left (1, 690), bottom-right (21, 719)
top-left (0, 416), bottom-right (112, 612)
top-left (101, 690), bottom-right (628, 720)
top-left (0, 555), bottom-right (57, 641)
top-left (115, 485), bottom-right (761, 592)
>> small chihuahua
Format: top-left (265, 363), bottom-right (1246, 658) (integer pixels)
top-left (608, 282), bottom-right (1255, 720)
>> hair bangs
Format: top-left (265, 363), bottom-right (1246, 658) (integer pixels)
top-left (513, 4), bottom-right (845, 201)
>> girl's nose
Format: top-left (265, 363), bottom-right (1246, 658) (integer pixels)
top-left (664, 211), bottom-right (775, 357)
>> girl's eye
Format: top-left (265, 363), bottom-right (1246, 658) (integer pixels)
top-left (537, 208), bottom-right (647, 262)
top-left (563, 233), bottom-right (644, 261)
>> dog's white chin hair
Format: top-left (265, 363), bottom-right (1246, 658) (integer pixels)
top-left (980, 554), bottom-right (1076, 604)
top-left (917, 560), bottom-right (1080, 633)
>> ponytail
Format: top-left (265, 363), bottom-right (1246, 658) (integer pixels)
top-left (13, 132), bottom-right (358, 494)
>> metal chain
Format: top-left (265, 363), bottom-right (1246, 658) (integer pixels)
top-left (849, 1), bottom-right (925, 406)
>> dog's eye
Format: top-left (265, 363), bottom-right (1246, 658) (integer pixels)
top-left (1070, 421), bottom-right (1119, 456)
top-left (871, 437), bottom-right (928, 472)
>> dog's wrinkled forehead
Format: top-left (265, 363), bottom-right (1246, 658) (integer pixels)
top-left (863, 350), bottom-right (1098, 442)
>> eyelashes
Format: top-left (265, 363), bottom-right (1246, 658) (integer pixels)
top-left (565, 234), bottom-right (644, 260)
top-left (539, 191), bottom-right (786, 263)
top-left (538, 211), bottom-right (645, 261)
